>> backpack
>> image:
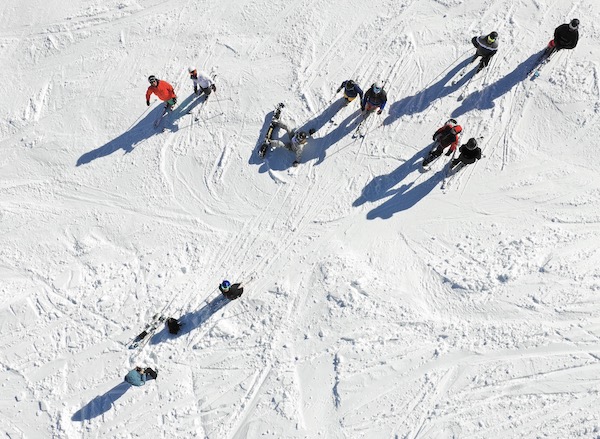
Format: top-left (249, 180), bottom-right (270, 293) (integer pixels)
top-left (166, 317), bottom-right (182, 335)
top-left (438, 126), bottom-right (458, 147)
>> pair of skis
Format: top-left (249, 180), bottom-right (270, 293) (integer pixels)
top-left (128, 313), bottom-right (166, 350)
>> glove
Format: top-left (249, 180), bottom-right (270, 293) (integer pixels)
top-left (146, 100), bottom-right (150, 106)
top-left (377, 109), bottom-right (382, 115)
top-left (193, 86), bottom-right (198, 95)
top-left (445, 149), bottom-right (453, 156)
top-left (211, 84), bottom-right (217, 92)
top-left (336, 87), bottom-right (342, 93)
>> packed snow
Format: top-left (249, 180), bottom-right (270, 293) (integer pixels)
top-left (1, 0), bottom-right (600, 438)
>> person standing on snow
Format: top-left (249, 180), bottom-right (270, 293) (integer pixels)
top-left (219, 280), bottom-right (244, 300)
top-left (422, 119), bottom-right (463, 166)
top-left (336, 80), bottom-right (364, 105)
top-left (546, 19), bottom-right (579, 55)
top-left (146, 75), bottom-right (177, 110)
top-left (124, 367), bottom-right (158, 386)
top-left (471, 31), bottom-right (499, 73)
top-left (450, 137), bottom-right (482, 170)
top-left (188, 67), bottom-right (216, 97)
top-left (361, 82), bottom-right (387, 115)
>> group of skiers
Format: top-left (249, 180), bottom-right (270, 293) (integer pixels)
top-left (127, 18), bottom-right (582, 388)
top-left (143, 19), bottom-right (579, 170)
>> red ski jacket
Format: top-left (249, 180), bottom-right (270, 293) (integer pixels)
top-left (146, 80), bottom-right (176, 102)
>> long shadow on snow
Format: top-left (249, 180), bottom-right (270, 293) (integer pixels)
top-left (76, 93), bottom-right (205, 166)
top-left (383, 57), bottom-right (473, 126)
top-left (354, 146), bottom-right (430, 208)
top-left (302, 100), bottom-right (365, 165)
top-left (149, 295), bottom-right (228, 345)
top-left (355, 147), bottom-right (446, 220)
top-left (72, 381), bottom-right (130, 421)
top-left (451, 50), bottom-right (545, 118)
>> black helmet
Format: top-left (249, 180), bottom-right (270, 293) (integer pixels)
top-left (569, 19), bottom-right (579, 30)
top-left (297, 131), bottom-right (308, 142)
top-left (148, 75), bottom-right (158, 84)
top-left (488, 31), bottom-right (498, 42)
top-left (466, 138), bottom-right (478, 150)
top-left (345, 80), bottom-right (355, 90)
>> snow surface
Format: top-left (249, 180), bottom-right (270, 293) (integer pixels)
top-left (1, 0), bottom-right (600, 438)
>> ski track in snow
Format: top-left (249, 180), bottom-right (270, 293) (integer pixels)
top-left (1, 0), bottom-right (600, 438)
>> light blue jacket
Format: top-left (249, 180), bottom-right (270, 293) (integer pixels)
top-left (124, 369), bottom-right (147, 386)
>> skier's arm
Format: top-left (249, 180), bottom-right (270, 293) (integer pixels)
top-left (145, 88), bottom-right (153, 105)
top-left (356, 85), bottom-right (364, 100)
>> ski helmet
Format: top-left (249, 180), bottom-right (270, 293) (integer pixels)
top-left (569, 19), bottom-right (579, 30)
top-left (188, 66), bottom-right (195, 73)
top-left (221, 280), bottom-right (231, 291)
top-left (345, 80), bottom-right (356, 90)
top-left (296, 131), bottom-right (308, 142)
top-left (487, 31), bottom-right (498, 43)
top-left (466, 138), bottom-right (478, 150)
top-left (372, 82), bottom-right (382, 94)
top-left (446, 118), bottom-right (458, 126)
top-left (148, 75), bottom-right (158, 84)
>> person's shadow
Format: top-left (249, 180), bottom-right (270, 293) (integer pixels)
top-left (76, 94), bottom-right (205, 166)
top-left (71, 381), bottom-right (130, 421)
top-left (150, 295), bottom-right (229, 344)
top-left (383, 57), bottom-right (474, 126)
top-left (450, 50), bottom-right (546, 118)
top-left (354, 147), bottom-right (430, 208)
top-left (354, 146), bottom-right (447, 219)
top-left (302, 102), bottom-right (365, 165)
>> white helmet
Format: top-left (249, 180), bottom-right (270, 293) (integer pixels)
top-left (188, 66), bottom-right (196, 73)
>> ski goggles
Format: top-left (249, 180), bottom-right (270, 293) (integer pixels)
top-left (487, 36), bottom-right (496, 43)
top-left (373, 86), bottom-right (382, 93)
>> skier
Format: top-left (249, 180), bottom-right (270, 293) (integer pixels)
top-left (422, 119), bottom-right (463, 166)
top-left (219, 280), bottom-right (244, 300)
top-left (124, 367), bottom-right (158, 386)
top-left (146, 75), bottom-right (177, 110)
top-left (546, 19), bottom-right (579, 55)
top-left (188, 67), bottom-right (216, 97)
top-left (267, 121), bottom-right (314, 167)
top-left (336, 80), bottom-right (364, 104)
top-left (471, 31), bottom-right (499, 73)
top-left (450, 137), bottom-right (482, 170)
top-left (166, 317), bottom-right (182, 335)
top-left (361, 82), bottom-right (387, 115)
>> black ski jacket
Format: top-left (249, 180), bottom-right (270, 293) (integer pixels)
top-left (362, 88), bottom-right (387, 110)
top-left (554, 24), bottom-right (578, 50)
top-left (457, 144), bottom-right (482, 164)
top-left (219, 283), bottom-right (244, 300)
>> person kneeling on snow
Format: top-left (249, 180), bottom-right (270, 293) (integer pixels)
top-left (450, 138), bottom-right (482, 170)
top-left (219, 280), bottom-right (244, 300)
top-left (124, 367), bottom-right (158, 386)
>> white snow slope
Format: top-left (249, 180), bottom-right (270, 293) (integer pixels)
top-left (1, 0), bottom-right (600, 438)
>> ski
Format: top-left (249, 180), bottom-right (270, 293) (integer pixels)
top-left (451, 56), bottom-right (477, 86)
top-left (527, 50), bottom-right (555, 79)
top-left (259, 103), bottom-right (285, 158)
top-left (128, 314), bottom-right (166, 349)
top-left (352, 112), bottom-right (373, 139)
